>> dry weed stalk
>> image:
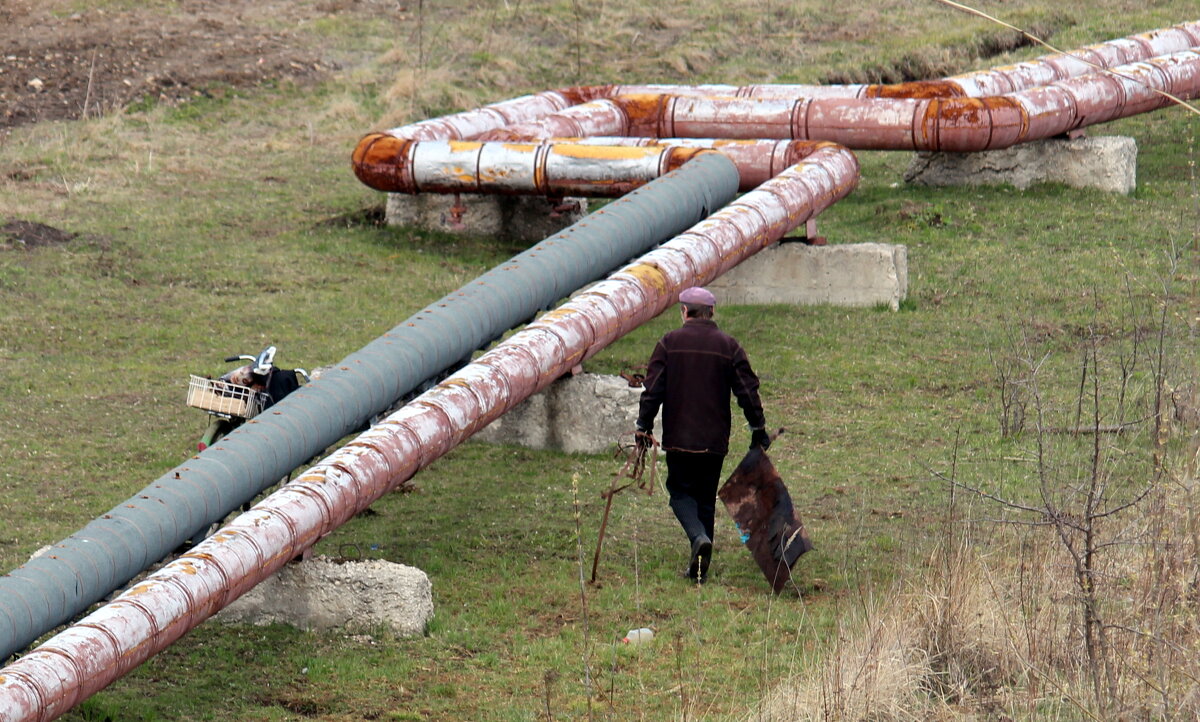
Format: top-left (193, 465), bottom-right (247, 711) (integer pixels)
top-left (570, 472), bottom-right (595, 721)
top-left (752, 588), bottom-right (948, 721)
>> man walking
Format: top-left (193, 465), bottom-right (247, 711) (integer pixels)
top-left (635, 286), bottom-right (770, 583)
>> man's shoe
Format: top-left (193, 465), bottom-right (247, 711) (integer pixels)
top-left (685, 535), bottom-right (712, 583)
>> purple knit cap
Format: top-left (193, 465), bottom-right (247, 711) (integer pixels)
top-left (679, 286), bottom-right (716, 306)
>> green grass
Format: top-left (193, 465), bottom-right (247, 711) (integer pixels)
top-left (3, 0), bottom-right (1200, 719)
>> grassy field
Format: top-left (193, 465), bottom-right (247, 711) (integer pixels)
top-left (2, 1), bottom-right (1199, 720)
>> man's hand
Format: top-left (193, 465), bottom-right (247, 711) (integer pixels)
top-left (750, 427), bottom-right (771, 451)
top-left (635, 427), bottom-right (654, 450)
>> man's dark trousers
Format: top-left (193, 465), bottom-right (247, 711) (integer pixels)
top-left (665, 451), bottom-right (726, 543)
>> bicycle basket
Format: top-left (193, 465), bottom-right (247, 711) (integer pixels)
top-left (186, 375), bottom-right (268, 419)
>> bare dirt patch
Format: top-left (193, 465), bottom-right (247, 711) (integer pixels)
top-left (0, 219), bottom-right (77, 250)
top-left (0, 0), bottom-right (347, 133)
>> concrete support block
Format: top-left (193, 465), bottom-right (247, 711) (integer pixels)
top-left (386, 193), bottom-right (587, 242)
top-left (474, 373), bottom-right (653, 454)
top-left (904, 136), bottom-right (1137, 195)
top-left (707, 242), bottom-right (908, 310)
top-left (217, 557), bottom-right (433, 637)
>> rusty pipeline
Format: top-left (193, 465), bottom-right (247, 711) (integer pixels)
top-left (0, 144), bottom-right (858, 722)
top-left (948, 19), bottom-right (1200, 97)
top-left (490, 50), bottom-right (1200, 152)
top-left (383, 87), bottom-right (587, 140)
top-left (351, 136), bottom-right (710, 196)
top-left (372, 20), bottom-right (1200, 148)
top-left (474, 98), bottom-right (636, 142)
top-left (561, 138), bottom-right (843, 190)
top-left (352, 136), bottom-right (839, 194)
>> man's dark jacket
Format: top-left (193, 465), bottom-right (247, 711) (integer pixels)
top-left (637, 318), bottom-right (765, 455)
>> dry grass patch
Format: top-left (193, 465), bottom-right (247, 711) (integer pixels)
top-left (754, 490), bottom-right (1200, 720)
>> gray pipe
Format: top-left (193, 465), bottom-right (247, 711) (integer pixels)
top-left (0, 151), bottom-right (740, 662)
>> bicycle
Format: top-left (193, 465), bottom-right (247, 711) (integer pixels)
top-left (186, 345), bottom-right (309, 452)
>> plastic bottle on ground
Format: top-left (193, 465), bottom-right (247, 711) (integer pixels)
top-left (622, 627), bottom-right (654, 644)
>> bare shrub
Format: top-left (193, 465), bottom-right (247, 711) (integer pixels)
top-left (755, 252), bottom-right (1200, 720)
top-left (991, 343), bottom-right (1026, 438)
top-left (752, 524), bottom-right (1200, 720)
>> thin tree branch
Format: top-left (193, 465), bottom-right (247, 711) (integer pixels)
top-left (925, 467), bottom-right (1047, 516)
top-left (1089, 483), bottom-right (1156, 521)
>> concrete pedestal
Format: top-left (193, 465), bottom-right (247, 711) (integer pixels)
top-left (473, 373), bottom-right (652, 454)
top-left (708, 242), bottom-right (908, 311)
top-left (386, 193), bottom-right (587, 242)
top-left (904, 136), bottom-right (1137, 194)
top-left (217, 557), bottom-right (433, 637)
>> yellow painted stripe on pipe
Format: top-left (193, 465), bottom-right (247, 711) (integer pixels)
top-left (548, 144), bottom-right (662, 160)
top-left (620, 262), bottom-right (670, 294)
top-left (447, 140), bottom-right (484, 153)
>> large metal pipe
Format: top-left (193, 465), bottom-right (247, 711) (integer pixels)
top-left (351, 138), bottom-right (709, 196)
top-left (768, 49), bottom-right (1200, 150)
top-left (0, 152), bottom-right (741, 664)
top-left (0, 143), bottom-right (859, 722)
top-left (385, 87), bottom-right (591, 141)
top-left (374, 20), bottom-right (1200, 143)
top-left (352, 137), bottom-right (841, 193)
top-left (470, 50), bottom-right (1200, 151)
top-left (476, 99), bottom-right (633, 142)
top-left (560, 139), bottom-right (837, 190)
top-left (946, 20), bottom-right (1200, 97)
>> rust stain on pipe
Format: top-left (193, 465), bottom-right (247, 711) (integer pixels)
top-left (864, 80), bottom-right (967, 99)
top-left (619, 261), bottom-right (671, 295)
top-left (917, 96), bottom-right (1032, 151)
top-left (351, 133), bottom-right (414, 193)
